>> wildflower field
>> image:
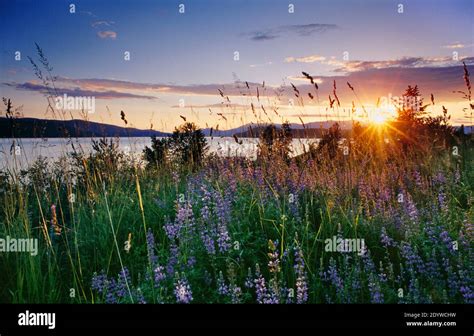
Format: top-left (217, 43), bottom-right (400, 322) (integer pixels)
top-left (0, 1), bottom-right (473, 307)
top-left (1, 104), bottom-right (472, 304)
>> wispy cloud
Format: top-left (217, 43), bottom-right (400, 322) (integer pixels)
top-left (79, 10), bottom-right (97, 18)
top-left (283, 23), bottom-right (338, 36)
top-left (4, 82), bottom-right (156, 100)
top-left (245, 23), bottom-right (338, 41)
top-left (290, 55), bottom-right (474, 73)
top-left (250, 33), bottom-right (279, 41)
top-left (249, 61), bottom-right (273, 68)
top-left (97, 30), bottom-right (117, 39)
top-left (442, 42), bottom-right (473, 49)
top-left (286, 75), bottom-right (324, 84)
top-left (91, 20), bottom-right (115, 28)
top-left (171, 103), bottom-right (249, 109)
top-left (330, 56), bottom-right (474, 73)
top-left (285, 55), bottom-right (326, 63)
top-left (53, 77), bottom-right (267, 97)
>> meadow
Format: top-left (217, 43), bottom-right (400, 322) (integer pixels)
top-left (0, 62), bottom-right (473, 304)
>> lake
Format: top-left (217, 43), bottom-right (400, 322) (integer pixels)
top-left (0, 137), bottom-right (317, 171)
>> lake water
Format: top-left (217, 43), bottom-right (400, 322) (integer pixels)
top-left (0, 137), bottom-right (317, 171)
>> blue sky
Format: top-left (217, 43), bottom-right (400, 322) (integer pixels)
top-left (1, 0), bottom-right (473, 130)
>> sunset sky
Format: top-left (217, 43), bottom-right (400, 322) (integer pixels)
top-left (1, 0), bottom-right (473, 131)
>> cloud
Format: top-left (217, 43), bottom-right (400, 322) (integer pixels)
top-left (282, 23), bottom-right (338, 36)
top-left (92, 20), bottom-right (115, 28)
top-left (286, 75), bottom-right (324, 84)
top-left (79, 11), bottom-right (97, 18)
top-left (442, 42), bottom-right (472, 49)
top-left (250, 33), bottom-right (279, 41)
top-left (53, 77), bottom-right (267, 97)
top-left (330, 56), bottom-right (474, 73)
top-left (171, 103), bottom-right (249, 109)
top-left (249, 61), bottom-right (273, 68)
top-left (285, 55), bottom-right (326, 63)
top-left (245, 23), bottom-right (338, 41)
top-left (4, 82), bottom-right (156, 100)
top-left (97, 31), bottom-right (117, 39)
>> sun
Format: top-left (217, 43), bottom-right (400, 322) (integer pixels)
top-left (372, 113), bottom-right (388, 125)
top-left (368, 106), bottom-right (396, 125)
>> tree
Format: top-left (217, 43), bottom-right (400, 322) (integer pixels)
top-left (143, 122), bottom-right (208, 170)
top-left (257, 121), bottom-right (293, 161)
top-left (316, 122), bottom-right (342, 159)
top-left (143, 136), bottom-right (169, 168)
top-left (393, 85), bottom-right (454, 152)
top-left (170, 122), bottom-right (208, 168)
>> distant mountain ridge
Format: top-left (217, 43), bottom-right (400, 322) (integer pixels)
top-left (0, 117), bottom-right (352, 138)
top-left (0, 117), bottom-right (170, 138)
top-left (202, 120), bottom-right (353, 138)
top-left (2, 117), bottom-right (470, 138)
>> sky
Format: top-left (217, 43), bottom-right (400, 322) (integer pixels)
top-left (0, 0), bottom-right (473, 131)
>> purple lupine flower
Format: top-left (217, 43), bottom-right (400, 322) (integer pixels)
top-left (438, 191), bottom-right (448, 213)
top-left (254, 266), bottom-right (268, 304)
top-left (176, 201), bottom-right (195, 239)
top-left (146, 229), bottom-right (158, 267)
top-left (458, 268), bottom-right (474, 303)
top-left (201, 228), bottom-right (216, 255)
top-left (400, 242), bottom-right (425, 275)
top-left (154, 265), bottom-right (166, 286)
top-left (439, 230), bottom-right (456, 254)
top-left (413, 170), bottom-right (423, 187)
top-left (166, 243), bottom-right (179, 276)
top-left (116, 267), bottom-right (132, 299)
top-left (433, 172), bottom-right (447, 185)
top-left (380, 227), bottom-right (396, 247)
top-left (216, 227), bottom-right (231, 252)
top-left (187, 256), bottom-right (196, 267)
top-left (424, 222), bottom-right (439, 245)
top-left (408, 277), bottom-right (422, 303)
top-left (425, 248), bottom-right (440, 279)
top-left (405, 192), bottom-right (419, 223)
top-left (91, 271), bottom-right (108, 294)
top-left (446, 266), bottom-right (459, 297)
top-left (245, 268), bottom-right (254, 288)
top-left (105, 278), bottom-right (118, 304)
top-left (198, 185), bottom-right (217, 254)
top-left (174, 275), bottom-right (193, 304)
top-left (460, 286), bottom-right (474, 304)
top-left (215, 192), bottom-right (231, 252)
top-left (264, 283), bottom-right (280, 304)
top-left (351, 263), bottom-right (362, 293)
top-left (231, 286), bottom-right (242, 304)
top-left (164, 219), bottom-right (180, 240)
top-left (135, 288), bottom-right (146, 304)
top-left (323, 258), bottom-right (344, 300)
top-left (217, 271), bottom-right (229, 295)
top-left (294, 247), bottom-right (308, 304)
top-left (368, 274), bottom-right (384, 303)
